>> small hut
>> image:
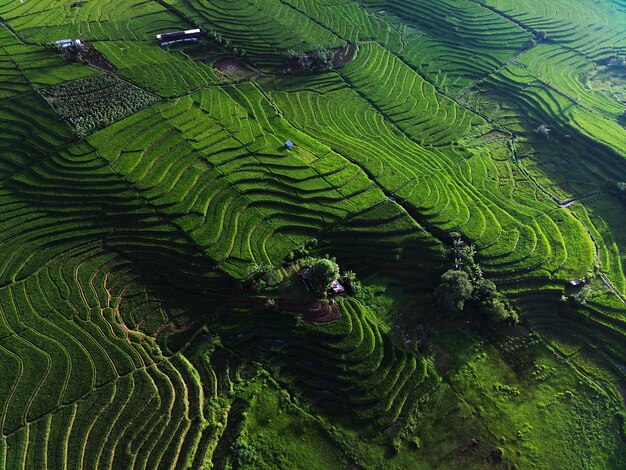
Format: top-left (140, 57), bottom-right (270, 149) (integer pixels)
top-left (285, 140), bottom-right (294, 150)
top-left (329, 280), bottom-right (345, 295)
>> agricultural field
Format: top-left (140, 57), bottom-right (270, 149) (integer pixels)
top-left (0, 0), bottom-right (625, 469)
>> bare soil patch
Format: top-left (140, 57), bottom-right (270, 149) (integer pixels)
top-left (214, 58), bottom-right (252, 80)
top-left (333, 43), bottom-right (356, 69)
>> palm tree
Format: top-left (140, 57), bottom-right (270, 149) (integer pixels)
top-left (453, 238), bottom-right (466, 268)
top-left (473, 263), bottom-right (483, 279)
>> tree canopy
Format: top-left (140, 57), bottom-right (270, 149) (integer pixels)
top-left (305, 257), bottom-right (340, 296)
top-left (433, 269), bottom-right (474, 314)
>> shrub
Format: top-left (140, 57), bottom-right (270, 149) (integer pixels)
top-left (231, 439), bottom-right (258, 466)
top-left (535, 124), bottom-right (551, 136)
top-left (568, 284), bottom-right (594, 305)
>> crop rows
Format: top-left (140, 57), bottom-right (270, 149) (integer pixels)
top-left (0, 0), bottom-right (186, 44)
top-left (0, 247), bottom-right (211, 469)
top-left (479, 63), bottom-right (626, 162)
top-left (0, 108), bottom-right (240, 467)
top-left (516, 43), bottom-right (625, 120)
top-left (358, 0), bottom-right (531, 92)
top-left (285, 0), bottom-right (407, 45)
top-left (219, 297), bottom-right (438, 425)
top-left (164, 0), bottom-right (340, 68)
top-left (94, 41), bottom-right (218, 98)
top-left (0, 93), bottom-right (71, 180)
top-left (480, 0), bottom-right (626, 60)
top-left (340, 42), bottom-right (489, 145)
top-left (0, 0), bottom-right (625, 467)
top-left (87, 83), bottom-right (389, 277)
top-left (266, 73), bottom-right (596, 282)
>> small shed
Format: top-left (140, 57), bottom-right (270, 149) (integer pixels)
top-left (54, 39), bottom-right (82, 49)
top-left (156, 29), bottom-right (203, 46)
top-left (569, 279), bottom-right (585, 287)
top-left (285, 140), bottom-right (294, 150)
top-left (299, 267), bottom-right (312, 291)
top-left (329, 280), bottom-right (345, 295)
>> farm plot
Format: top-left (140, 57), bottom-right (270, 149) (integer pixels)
top-left (284, 0), bottom-right (512, 93)
top-left (0, 93), bottom-right (71, 180)
top-left (0, 24), bottom-right (95, 89)
top-left (477, 63), bottom-right (626, 162)
top-left (479, 0), bottom-right (626, 60)
top-left (0, 0), bottom-right (624, 468)
top-left (340, 42), bottom-right (490, 145)
top-left (218, 297), bottom-right (438, 425)
top-left (0, 25), bottom-right (33, 99)
top-left (0, 0), bottom-right (187, 43)
top-left (357, 0), bottom-right (531, 92)
top-left (163, 0), bottom-right (340, 68)
top-left (95, 41), bottom-right (218, 97)
top-left (41, 73), bottom-right (160, 136)
top-left (265, 74), bottom-right (596, 282)
top-left (87, 83), bottom-right (389, 277)
top-left (516, 43), bottom-right (625, 120)
top-left (284, 0), bottom-right (408, 45)
top-left (0, 246), bottom-right (218, 470)
top-left (0, 116), bottom-right (258, 468)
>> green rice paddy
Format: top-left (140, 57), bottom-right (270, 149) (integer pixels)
top-left (0, 0), bottom-right (625, 468)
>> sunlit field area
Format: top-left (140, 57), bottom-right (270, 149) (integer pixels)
top-left (0, 0), bottom-right (625, 468)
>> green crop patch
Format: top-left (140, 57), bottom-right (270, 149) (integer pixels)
top-left (0, 0), bottom-right (625, 468)
top-left (41, 73), bottom-right (160, 136)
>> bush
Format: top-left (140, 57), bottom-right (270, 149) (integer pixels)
top-left (245, 263), bottom-right (281, 289)
top-left (231, 439), bottom-right (257, 466)
top-left (568, 284), bottom-right (594, 305)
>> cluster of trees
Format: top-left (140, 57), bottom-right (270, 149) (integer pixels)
top-left (244, 263), bottom-right (282, 291)
top-left (284, 238), bottom-right (318, 263)
top-left (299, 256), bottom-right (359, 298)
top-left (563, 283), bottom-right (594, 305)
top-left (433, 236), bottom-right (519, 324)
top-left (301, 256), bottom-right (340, 296)
top-left (607, 55), bottom-right (626, 69)
top-left (244, 240), bottom-right (358, 299)
top-left (287, 44), bottom-right (335, 72)
top-left (230, 438), bottom-right (257, 466)
top-left (525, 29), bottom-right (548, 48)
top-left (207, 30), bottom-right (246, 57)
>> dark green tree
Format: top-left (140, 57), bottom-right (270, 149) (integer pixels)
top-left (479, 297), bottom-right (519, 324)
top-left (473, 278), bottom-right (497, 301)
top-left (433, 269), bottom-right (474, 314)
top-left (307, 258), bottom-right (340, 296)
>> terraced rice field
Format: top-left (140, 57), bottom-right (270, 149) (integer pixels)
top-left (0, 0), bottom-right (625, 468)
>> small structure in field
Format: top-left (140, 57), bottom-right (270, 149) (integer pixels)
top-left (569, 279), bottom-right (585, 287)
top-left (285, 140), bottom-right (294, 150)
top-left (54, 39), bottom-right (83, 49)
top-left (156, 28), bottom-right (203, 47)
top-left (329, 280), bottom-right (345, 296)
